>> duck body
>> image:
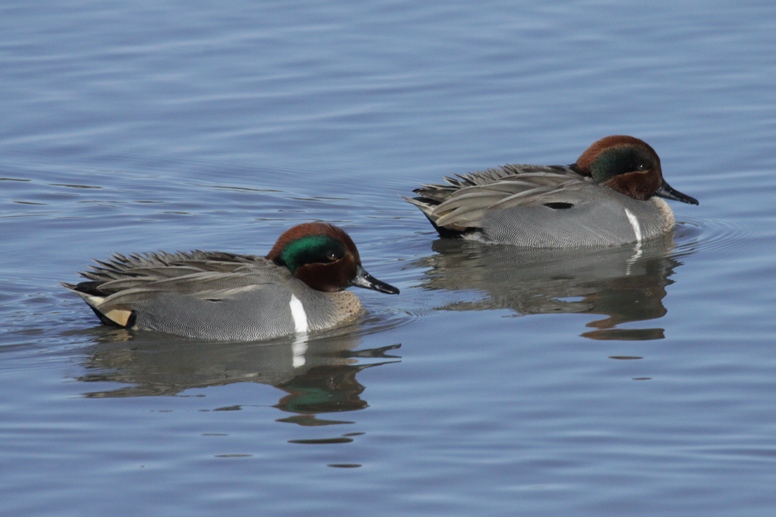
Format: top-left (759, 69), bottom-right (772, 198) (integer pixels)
top-left (64, 223), bottom-right (399, 341)
top-left (408, 136), bottom-right (698, 247)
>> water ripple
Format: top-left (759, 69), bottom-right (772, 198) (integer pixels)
top-left (676, 215), bottom-right (773, 256)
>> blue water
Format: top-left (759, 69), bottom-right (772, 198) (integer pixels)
top-left (3, 0), bottom-right (776, 515)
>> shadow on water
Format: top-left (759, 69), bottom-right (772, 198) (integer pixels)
top-left (75, 327), bottom-right (400, 426)
top-left (413, 232), bottom-right (695, 341)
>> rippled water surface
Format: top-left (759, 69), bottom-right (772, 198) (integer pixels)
top-left (3, 1), bottom-right (776, 515)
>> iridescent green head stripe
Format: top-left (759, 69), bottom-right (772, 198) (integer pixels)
top-left (277, 234), bottom-right (345, 274)
top-left (574, 136), bottom-right (658, 178)
top-left (588, 145), bottom-right (657, 183)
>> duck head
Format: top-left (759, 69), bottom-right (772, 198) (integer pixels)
top-left (572, 135), bottom-right (698, 205)
top-left (267, 222), bottom-right (399, 294)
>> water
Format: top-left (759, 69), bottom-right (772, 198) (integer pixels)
top-left (2, 0), bottom-right (776, 515)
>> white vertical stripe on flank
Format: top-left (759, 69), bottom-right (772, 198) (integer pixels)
top-left (289, 294), bottom-right (309, 334)
top-left (624, 208), bottom-right (642, 243)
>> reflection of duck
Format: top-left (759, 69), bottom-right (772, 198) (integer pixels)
top-left (77, 329), bottom-right (400, 425)
top-left (415, 235), bottom-right (689, 340)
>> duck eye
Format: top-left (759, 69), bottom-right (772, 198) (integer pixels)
top-left (636, 163), bottom-right (647, 171)
top-left (326, 252), bottom-right (339, 262)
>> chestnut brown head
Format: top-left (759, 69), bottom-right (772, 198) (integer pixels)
top-left (267, 222), bottom-right (399, 294)
top-left (572, 135), bottom-right (698, 205)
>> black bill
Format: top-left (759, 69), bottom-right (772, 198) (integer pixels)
top-left (351, 265), bottom-right (400, 295)
top-left (655, 180), bottom-right (699, 205)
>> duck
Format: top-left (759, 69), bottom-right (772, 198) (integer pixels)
top-left (63, 222), bottom-right (399, 341)
top-left (407, 135), bottom-right (698, 247)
